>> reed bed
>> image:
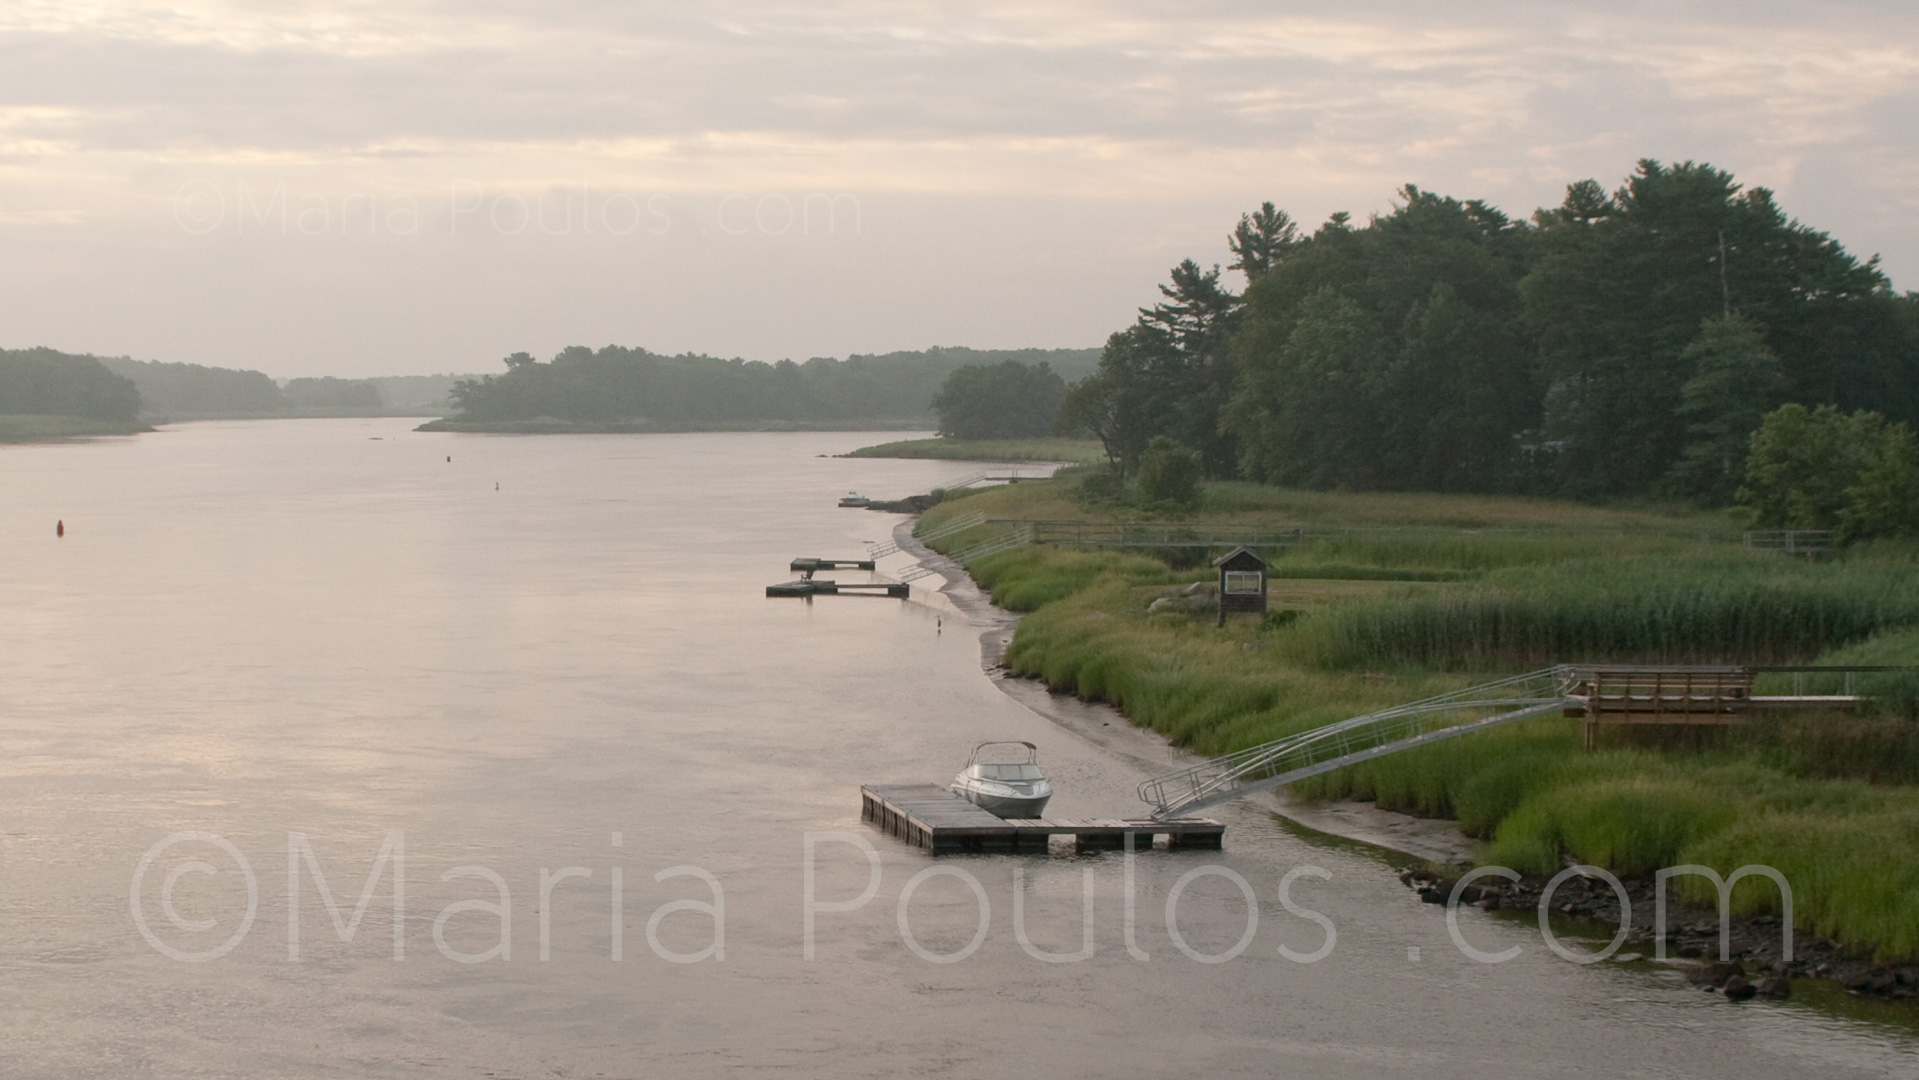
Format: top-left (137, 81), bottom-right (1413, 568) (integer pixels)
top-left (1271, 530), bottom-right (1695, 572)
top-left (1286, 555), bottom-right (1919, 670)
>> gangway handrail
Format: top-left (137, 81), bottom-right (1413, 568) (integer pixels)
top-left (869, 511), bottom-right (986, 558)
top-left (1137, 662), bottom-right (1915, 819)
top-left (1139, 667), bottom-right (1577, 820)
top-left (932, 467), bottom-right (1055, 491)
top-left (897, 525), bottom-right (1034, 582)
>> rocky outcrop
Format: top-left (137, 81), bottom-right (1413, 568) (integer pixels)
top-left (1395, 865), bottom-right (1914, 1006)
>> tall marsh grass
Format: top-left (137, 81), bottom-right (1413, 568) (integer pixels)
top-left (1286, 555), bottom-right (1919, 670)
top-left (1002, 574), bottom-right (1464, 755)
top-left (1273, 530), bottom-right (1696, 573)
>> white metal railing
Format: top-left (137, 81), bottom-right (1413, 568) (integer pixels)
top-left (869, 511), bottom-right (986, 558)
top-left (897, 525), bottom-right (1034, 582)
top-left (1139, 668), bottom-right (1576, 820)
top-left (1742, 529), bottom-right (1834, 555)
top-left (932, 467), bottom-right (1056, 490)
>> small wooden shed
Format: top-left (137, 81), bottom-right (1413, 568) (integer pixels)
top-left (1213, 546), bottom-right (1268, 625)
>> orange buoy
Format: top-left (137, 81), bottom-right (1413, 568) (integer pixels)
top-left (56, 520), bottom-right (64, 538)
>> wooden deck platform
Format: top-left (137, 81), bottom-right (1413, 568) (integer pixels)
top-left (766, 579), bottom-right (910, 598)
top-left (1561, 665), bottom-right (1866, 746)
top-left (861, 784), bottom-right (1224, 855)
top-left (790, 556), bottom-right (877, 574)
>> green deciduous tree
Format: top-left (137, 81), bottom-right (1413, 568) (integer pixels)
top-left (1057, 327), bottom-right (1163, 478)
top-left (1136, 435), bottom-right (1203, 506)
top-left (1839, 424), bottom-right (1919, 540)
top-left (930, 360), bottom-right (1066, 439)
top-left (1666, 315), bottom-right (1784, 504)
top-left (1739, 404), bottom-right (1889, 531)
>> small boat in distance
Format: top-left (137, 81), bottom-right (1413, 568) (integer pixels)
top-left (951, 741), bottom-right (1053, 818)
top-left (838, 491), bottom-right (871, 508)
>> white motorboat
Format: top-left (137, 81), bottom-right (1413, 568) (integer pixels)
top-left (838, 491), bottom-right (871, 508)
top-left (951, 741), bottom-right (1053, 818)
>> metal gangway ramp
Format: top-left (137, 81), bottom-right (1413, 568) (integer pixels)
top-left (867, 511), bottom-right (985, 559)
top-left (1138, 667), bottom-right (1577, 821)
top-left (898, 525), bottom-right (1034, 582)
top-left (1136, 663), bottom-right (1899, 819)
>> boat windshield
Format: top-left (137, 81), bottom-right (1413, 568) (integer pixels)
top-left (973, 763), bottom-right (1042, 781)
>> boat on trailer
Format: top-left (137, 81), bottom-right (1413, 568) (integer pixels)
top-left (951, 741), bottom-right (1053, 818)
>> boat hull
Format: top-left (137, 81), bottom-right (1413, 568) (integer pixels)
top-left (951, 782), bottom-right (1051, 819)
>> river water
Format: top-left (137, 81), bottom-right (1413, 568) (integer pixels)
top-left (1, 418), bottom-right (1913, 1078)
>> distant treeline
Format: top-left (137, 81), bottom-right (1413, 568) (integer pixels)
top-left (0, 348), bottom-right (141, 422)
top-left (437, 346), bottom-right (1101, 429)
top-left (100, 358), bottom-right (460, 416)
top-left (1050, 159), bottom-right (1919, 504)
top-left (1, 350), bottom-right (479, 420)
top-left (97, 356), bottom-right (283, 415)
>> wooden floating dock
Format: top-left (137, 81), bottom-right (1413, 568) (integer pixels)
top-left (861, 784), bottom-right (1224, 855)
top-left (1562, 665), bottom-right (1868, 748)
top-left (766, 579), bottom-right (910, 598)
top-left (790, 556), bottom-right (877, 574)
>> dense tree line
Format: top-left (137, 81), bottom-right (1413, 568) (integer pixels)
top-left (446, 346), bottom-right (1098, 427)
top-left (930, 361), bottom-right (1066, 438)
top-left (99, 357), bottom-right (391, 416)
top-left (1060, 161), bottom-right (1919, 503)
top-left (283, 377), bottom-right (383, 411)
top-left (0, 348), bottom-right (141, 421)
top-left (100, 357), bottom-right (285, 415)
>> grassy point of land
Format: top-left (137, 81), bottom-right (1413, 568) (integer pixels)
top-left (843, 436), bottom-right (1107, 464)
top-left (920, 467), bottom-right (1739, 533)
top-left (915, 473), bottom-right (1919, 960)
top-left (0, 414), bottom-right (149, 442)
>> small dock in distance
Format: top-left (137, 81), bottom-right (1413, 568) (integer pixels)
top-left (790, 556), bottom-right (876, 575)
top-left (862, 784), bottom-right (1224, 855)
top-left (767, 579), bottom-right (910, 598)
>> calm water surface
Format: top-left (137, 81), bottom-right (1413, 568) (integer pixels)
top-left (1, 419), bottom-right (1914, 1078)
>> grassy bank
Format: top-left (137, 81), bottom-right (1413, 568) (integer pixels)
top-left (915, 477), bottom-right (1919, 960)
top-left (844, 436), bottom-right (1106, 463)
top-left (0, 414), bottom-right (147, 441)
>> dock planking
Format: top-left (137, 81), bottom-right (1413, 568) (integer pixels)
top-left (861, 784), bottom-right (1224, 855)
top-left (790, 557), bottom-right (877, 574)
top-left (766, 579), bottom-right (910, 598)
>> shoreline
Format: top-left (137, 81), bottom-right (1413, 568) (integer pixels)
top-left (842, 435), bottom-right (1105, 464)
top-left (890, 518), bottom-right (1477, 864)
top-left (889, 515), bottom-right (1919, 1004)
top-left (0, 415), bottom-right (150, 442)
top-left (416, 418), bottom-right (932, 434)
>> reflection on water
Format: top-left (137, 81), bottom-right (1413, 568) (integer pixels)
top-left (1, 419), bottom-right (1913, 1077)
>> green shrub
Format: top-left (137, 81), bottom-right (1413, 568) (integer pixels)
top-left (1136, 436), bottom-right (1202, 507)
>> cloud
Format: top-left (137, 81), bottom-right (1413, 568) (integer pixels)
top-left (1, 1), bottom-right (1915, 373)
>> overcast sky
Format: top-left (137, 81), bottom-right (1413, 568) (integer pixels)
top-left (3, 1), bottom-right (1916, 377)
